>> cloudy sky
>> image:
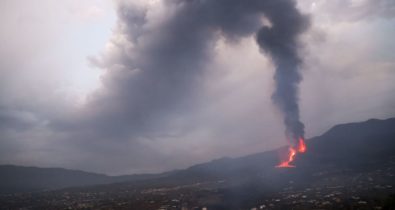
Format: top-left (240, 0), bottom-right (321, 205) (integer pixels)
top-left (0, 0), bottom-right (394, 175)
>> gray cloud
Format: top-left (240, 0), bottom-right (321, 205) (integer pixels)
top-left (299, 0), bottom-right (395, 22)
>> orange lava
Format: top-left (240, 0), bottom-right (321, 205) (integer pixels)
top-left (276, 147), bottom-right (296, 168)
top-left (297, 137), bottom-right (306, 153)
top-left (276, 137), bottom-right (307, 168)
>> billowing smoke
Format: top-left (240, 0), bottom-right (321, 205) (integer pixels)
top-left (256, 2), bottom-right (310, 142)
top-left (58, 0), bottom-right (309, 148)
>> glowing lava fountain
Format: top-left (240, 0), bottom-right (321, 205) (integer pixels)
top-left (276, 137), bottom-right (307, 168)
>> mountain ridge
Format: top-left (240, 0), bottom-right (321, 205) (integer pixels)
top-left (1, 117), bottom-right (394, 194)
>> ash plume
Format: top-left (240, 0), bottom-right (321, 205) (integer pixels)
top-left (60, 0), bottom-right (309, 146)
top-left (256, 1), bottom-right (310, 142)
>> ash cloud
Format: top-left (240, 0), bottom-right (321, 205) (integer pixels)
top-left (256, 2), bottom-right (310, 141)
top-left (60, 0), bottom-right (310, 145)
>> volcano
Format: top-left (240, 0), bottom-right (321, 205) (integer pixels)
top-left (1, 118), bottom-right (395, 210)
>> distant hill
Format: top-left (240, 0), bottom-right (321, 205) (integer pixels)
top-left (0, 165), bottom-right (173, 194)
top-left (1, 117), bottom-right (394, 194)
top-left (0, 166), bottom-right (112, 193)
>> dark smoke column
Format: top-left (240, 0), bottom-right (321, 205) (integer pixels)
top-left (76, 0), bottom-right (311, 168)
top-left (256, 1), bottom-right (310, 144)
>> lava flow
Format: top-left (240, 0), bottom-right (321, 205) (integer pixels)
top-left (276, 137), bottom-right (307, 168)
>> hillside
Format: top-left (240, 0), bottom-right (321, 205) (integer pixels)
top-left (1, 117), bottom-right (395, 209)
top-left (148, 118), bottom-right (395, 185)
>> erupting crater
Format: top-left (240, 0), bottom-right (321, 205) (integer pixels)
top-left (276, 137), bottom-right (307, 168)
